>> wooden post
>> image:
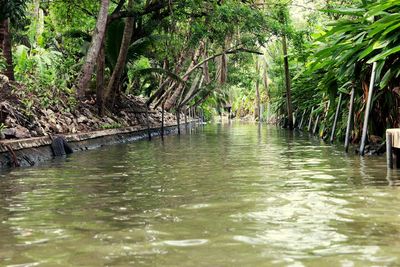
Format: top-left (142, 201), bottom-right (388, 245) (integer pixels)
top-left (193, 107), bottom-right (197, 126)
top-left (184, 107), bottom-right (188, 130)
top-left (313, 115), bottom-right (320, 135)
top-left (345, 87), bottom-right (355, 153)
top-left (293, 112), bottom-right (296, 128)
top-left (146, 107), bottom-right (151, 141)
top-left (176, 108), bottom-right (181, 135)
top-left (192, 107), bottom-right (196, 126)
top-left (387, 131), bottom-right (393, 169)
top-left (299, 110), bottom-right (306, 130)
top-left (330, 93), bottom-right (343, 143)
top-left (193, 107), bottom-right (196, 125)
top-left (360, 62), bottom-right (377, 156)
top-left (308, 107), bottom-right (314, 132)
top-left (161, 102), bottom-right (165, 139)
top-left (188, 107), bottom-right (192, 127)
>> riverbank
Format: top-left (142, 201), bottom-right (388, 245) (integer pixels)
top-left (0, 87), bottom-right (192, 169)
top-left (0, 88), bottom-right (178, 140)
top-left (0, 122), bottom-right (187, 169)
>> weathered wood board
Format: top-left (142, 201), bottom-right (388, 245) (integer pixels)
top-left (387, 129), bottom-right (400, 149)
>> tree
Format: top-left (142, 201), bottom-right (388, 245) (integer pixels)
top-left (0, 0), bottom-right (27, 81)
top-left (75, 0), bottom-right (109, 99)
top-left (102, 0), bottom-right (134, 114)
top-left (282, 33), bottom-right (293, 129)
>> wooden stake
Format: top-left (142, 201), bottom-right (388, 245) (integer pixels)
top-left (176, 108), bottom-right (181, 135)
top-left (184, 107), bottom-right (188, 130)
top-left (313, 115), bottom-right (320, 135)
top-left (161, 102), bottom-right (165, 139)
top-left (360, 62), bottom-right (377, 156)
top-left (345, 87), bottom-right (355, 153)
top-left (299, 110), bottom-right (306, 130)
top-left (330, 93), bottom-right (342, 143)
top-left (308, 107), bottom-right (314, 132)
top-left (146, 107), bottom-right (151, 141)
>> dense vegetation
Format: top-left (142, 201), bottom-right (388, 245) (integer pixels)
top-left (0, 0), bottom-right (399, 145)
top-left (267, 0), bottom-right (400, 145)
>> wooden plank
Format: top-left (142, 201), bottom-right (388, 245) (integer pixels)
top-left (387, 129), bottom-right (400, 149)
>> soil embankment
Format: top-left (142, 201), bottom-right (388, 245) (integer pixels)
top-left (0, 85), bottom-right (188, 169)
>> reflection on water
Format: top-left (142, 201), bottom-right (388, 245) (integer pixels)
top-left (1, 123), bottom-right (400, 267)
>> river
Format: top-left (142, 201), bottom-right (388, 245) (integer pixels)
top-left (1, 123), bottom-right (400, 266)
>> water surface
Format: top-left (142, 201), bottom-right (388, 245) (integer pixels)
top-left (1, 124), bottom-right (400, 266)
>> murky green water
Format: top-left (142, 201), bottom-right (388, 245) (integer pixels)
top-left (1, 124), bottom-right (400, 267)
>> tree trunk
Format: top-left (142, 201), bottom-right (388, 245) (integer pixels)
top-left (282, 34), bottom-right (293, 130)
top-left (180, 72), bottom-right (202, 106)
top-left (0, 19), bottom-right (4, 51)
top-left (96, 41), bottom-right (105, 115)
top-left (255, 58), bottom-right (261, 121)
top-left (1, 18), bottom-right (15, 81)
top-left (193, 89), bottom-right (213, 108)
top-left (180, 75), bottom-right (204, 108)
top-left (164, 44), bottom-right (204, 110)
top-left (103, 0), bottom-right (134, 110)
top-left (146, 51), bottom-right (187, 106)
top-left (75, 0), bottom-right (109, 99)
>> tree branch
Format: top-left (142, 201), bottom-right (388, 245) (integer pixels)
top-left (182, 46), bottom-right (262, 80)
top-left (109, 0), bottom-right (169, 22)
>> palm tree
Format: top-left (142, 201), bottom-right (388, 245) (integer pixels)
top-left (0, 0), bottom-right (27, 81)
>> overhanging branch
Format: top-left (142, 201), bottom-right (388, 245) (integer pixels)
top-left (182, 46), bottom-right (262, 80)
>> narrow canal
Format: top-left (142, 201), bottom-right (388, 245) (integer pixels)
top-left (1, 124), bottom-right (400, 266)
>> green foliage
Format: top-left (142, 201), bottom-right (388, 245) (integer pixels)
top-left (4, 0), bottom-right (397, 136)
top-left (0, 53), bottom-right (6, 72)
top-left (269, 0), bottom-right (400, 139)
top-left (0, 0), bottom-right (27, 21)
top-left (0, 123), bottom-right (6, 134)
top-left (13, 44), bottom-right (77, 110)
top-left (100, 122), bottom-right (123, 130)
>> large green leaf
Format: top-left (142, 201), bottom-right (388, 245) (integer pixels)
top-left (367, 46), bottom-right (400, 63)
top-left (321, 8), bottom-right (365, 16)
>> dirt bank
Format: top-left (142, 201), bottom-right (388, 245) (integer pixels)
top-left (0, 90), bottom-right (178, 141)
top-left (0, 82), bottom-right (196, 169)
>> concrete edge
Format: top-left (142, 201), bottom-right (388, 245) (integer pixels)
top-left (0, 122), bottom-right (194, 169)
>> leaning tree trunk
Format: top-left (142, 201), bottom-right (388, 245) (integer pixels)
top-left (0, 19), bottom-right (4, 51)
top-left (75, 0), bottom-right (109, 99)
top-left (96, 41), bottom-right (105, 115)
top-left (103, 0), bottom-right (134, 111)
top-left (1, 18), bottom-right (15, 81)
top-left (164, 43), bottom-right (204, 110)
top-left (282, 34), bottom-right (293, 130)
top-left (255, 58), bottom-right (261, 120)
